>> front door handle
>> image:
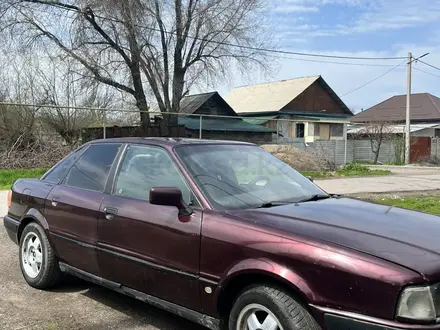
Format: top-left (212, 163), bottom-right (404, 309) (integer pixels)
top-left (103, 206), bottom-right (118, 220)
top-left (51, 196), bottom-right (60, 207)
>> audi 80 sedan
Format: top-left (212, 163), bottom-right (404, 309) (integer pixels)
top-left (4, 138), bottom-right (440, 330)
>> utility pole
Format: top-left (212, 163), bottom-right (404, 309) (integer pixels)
top-left (405, 52), bottom-right (412, 164)
top-left (405, 52), bottom-right (429, 164)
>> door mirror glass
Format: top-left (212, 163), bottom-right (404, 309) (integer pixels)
top-left (150, 187), bottom-right (193, 216)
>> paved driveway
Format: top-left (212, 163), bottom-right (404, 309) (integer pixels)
top-left (315, 166), bottom-right (440, 195)
top-left (0, 190), bottom-right (7, 218)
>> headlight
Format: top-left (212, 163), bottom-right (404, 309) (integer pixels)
top-left (397, 283), bottom-right (440, 322)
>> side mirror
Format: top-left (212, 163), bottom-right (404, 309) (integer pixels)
top-left (149, 187), bottom-right (193, 216)
top-left (306, 176), bottom-right (314, 182)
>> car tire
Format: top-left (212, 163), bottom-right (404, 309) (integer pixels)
top-left (19, 222), bottom-right (61, 289)
top-left (228, 284), bottom-right (320, 330)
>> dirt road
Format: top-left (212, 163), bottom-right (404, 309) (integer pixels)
top-left (0, 225), bottom-right (204, 330)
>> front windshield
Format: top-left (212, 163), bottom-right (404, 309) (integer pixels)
top-left (175, 144), bottom-right (327, 210)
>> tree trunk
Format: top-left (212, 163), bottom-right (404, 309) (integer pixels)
top-left (136, 99), bottom-right (150, 128)
top-left (374, 142), bottom-right (382, 164)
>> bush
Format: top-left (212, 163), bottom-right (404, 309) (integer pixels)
top-left (0, 140), bottom-right (76, 169)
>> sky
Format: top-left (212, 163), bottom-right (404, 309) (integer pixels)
top-left (215, 0), bottom-right (440, 113)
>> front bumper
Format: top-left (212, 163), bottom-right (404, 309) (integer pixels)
top-left (3, 215), bottom-right (19, 244)
top-left (325, 314), bottom-right (440, 330)
top-left (311, 305), bottom-right (440, 330)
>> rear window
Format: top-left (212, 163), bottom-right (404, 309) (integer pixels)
top-left (42, 147), bottom-right (84, 184)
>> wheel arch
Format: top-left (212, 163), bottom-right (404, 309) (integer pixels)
top-left (18, 208), bottom-right (51, 244)
top-left (216, 258), bottom-right (314, 318)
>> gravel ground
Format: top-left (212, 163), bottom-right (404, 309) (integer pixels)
top-left (0, 225), bottom-right (205, 330)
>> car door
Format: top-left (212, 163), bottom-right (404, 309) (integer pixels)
top-left (97, 144), bottom-right (202, 311)
top-left (45, 143), bottom-right (122, 276)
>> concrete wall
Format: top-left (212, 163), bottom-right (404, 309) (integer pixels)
top-left (268, 139), bottom-right (398, 165)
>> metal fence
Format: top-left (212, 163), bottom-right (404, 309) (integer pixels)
top-left (3, 101), bottom-right (420, 166)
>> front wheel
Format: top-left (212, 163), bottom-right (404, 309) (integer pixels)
top-left (229, 285), bottom-right (320, 330)
top-left (19, 222), bottom-right (61, 289)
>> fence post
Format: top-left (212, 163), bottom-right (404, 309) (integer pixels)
top-left (343, 123), bottom-right (348, 164)
top-left (435, 138), bottom-right (438, 157)
top-left (102, 108), bottom-right (106, 139)
top-left (276, 120), bottom-right (279, 144)
top-left (199, 115), bottom-right (203, 139)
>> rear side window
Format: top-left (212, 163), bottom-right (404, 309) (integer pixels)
top-left (42, 148), bottom-right (83, 184)
top-left (63, 144), bottom-right (121, 192)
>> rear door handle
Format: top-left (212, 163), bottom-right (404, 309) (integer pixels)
top-left (51, 196), bottom-right (60, 207)
top-left (103, 207), bottom-right (118, 220)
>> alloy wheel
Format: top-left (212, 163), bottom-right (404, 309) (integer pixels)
top-left (21, 232), bottom-right (43, 278)
top-left (236, 303), bottom-right (284, 330)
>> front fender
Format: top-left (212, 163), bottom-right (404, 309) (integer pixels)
top-left (214, 257), bottom-right (315, 306)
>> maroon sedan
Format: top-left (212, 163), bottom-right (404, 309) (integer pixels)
top-left (4, 138), bottom-right (440, 330)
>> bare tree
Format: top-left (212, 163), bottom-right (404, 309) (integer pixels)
top-left (1, 0), bottom-right (271, 127)
top-left (38, 58), bottom-right (116, 144)
top-left (354, 121), bottom-right (395, 164)
top-left (0, 54), bottom-right (50, 149)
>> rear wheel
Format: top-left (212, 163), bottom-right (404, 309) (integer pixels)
top-left (229, 285), bottom-right (320, 330)
top-left (19, 222), bottom-right (61, 289)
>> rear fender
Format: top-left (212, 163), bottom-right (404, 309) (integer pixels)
top-left (18, 208), bottom-right (55, 251)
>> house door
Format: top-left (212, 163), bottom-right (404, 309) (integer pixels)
top-left (319, 124), bottom-right (330, 140)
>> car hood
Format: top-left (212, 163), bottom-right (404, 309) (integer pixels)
top-left (228, 197), bottom-right (440, 281)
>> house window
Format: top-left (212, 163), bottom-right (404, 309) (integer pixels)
top-left (314, 123), bottom-right (320, 136)
top-left (330, 124), bottom-right (344, 137)
top-left (296, 123), bottom-right (305, 138)
top-left (435, 129), bottom-right (440, 138)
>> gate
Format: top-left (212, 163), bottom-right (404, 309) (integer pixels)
top-left (410, 137), bottom-right (431, 163)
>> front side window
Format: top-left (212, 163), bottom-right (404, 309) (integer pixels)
top-left (114, 145), bottom-right (192, 204)
top-left (175, 144), bottom-right (326, 210)
top-left (42, 147), bottom-right (84, 184)
top-left (63, 143), bottom-right (122, 192)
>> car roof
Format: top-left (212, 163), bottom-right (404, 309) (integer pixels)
top-left (87, 137), bottom-right (256, 147)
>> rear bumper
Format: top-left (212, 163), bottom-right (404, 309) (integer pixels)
top-left (3, 215), bottom-right (19, 244)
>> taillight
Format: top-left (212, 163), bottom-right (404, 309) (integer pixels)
top-left (7, 190), bottom-right (12, 209)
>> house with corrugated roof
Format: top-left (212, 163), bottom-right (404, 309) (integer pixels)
top-left (150, 91), bottom-right (275, 142)
top-left (350, 93), bottom-right (440, 138)
top-left (225, 75), bottom-right (353, 143)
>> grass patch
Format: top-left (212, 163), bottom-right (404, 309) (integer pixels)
top-left (0, 168), bottom-right (48, 190)
top-left (374, 194), bottom-right (440, 216)
top-left (300, 164), bottom-right (391, 179)
top-left (299, 171), bottom-right (332, 179)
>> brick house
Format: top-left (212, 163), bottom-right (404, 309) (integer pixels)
top-left (225, 75), bottom-right (353, 143)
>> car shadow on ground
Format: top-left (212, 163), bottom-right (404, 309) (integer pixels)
top-left (54, 276), bottom-right (206, 329)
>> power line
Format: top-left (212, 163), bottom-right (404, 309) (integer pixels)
top-left (43, 4), bottom-right (406, 61)
top-left (267, 53), bottom-right (401, 67)
top-left (418, 59), bottom-right (440, 72)
top-left (340, 59), bottom-right (406, 97)
top-left (413, 67), bottom-right (440, 79)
